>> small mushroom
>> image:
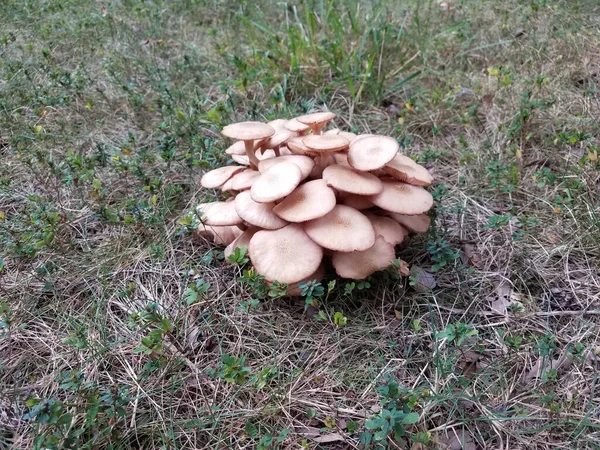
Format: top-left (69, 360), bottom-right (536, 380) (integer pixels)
top-left (226, 141), bottom-right (247, 156)
top-left (224, 228), bottom-right (257, 261)
top-left (388, 213), bottom-right (432, 234)
top-left (303, 135), bottom-right (349, 154)
top-left (284, 118), bottom-right (311, 135)
top-left (368, 181), bottom-right (434, 215)
top-left (195, 224), bottom-right (242, 246)
top-left (200, 166), bottom-right (245, 189)
top-left (222, 121), bottom-right (275, 169)
top-left (273, 179), bottom-right (337, 222)
top-left (266, 129), bottom-right (292, 156)
top-left (304, 204), bottom-right (375, 252)
top-left (258, 155), bottom-right (315, 180)
top-left (230, 169), bottom-right (261, 191)
top-left (249, 224), bottom-right (324, 284)
top-left (365, 213), bottom-right (409, 246)
top-left (250, 161), bottom-right (303, 203)
top-left (332, 236), bottom-right (395, 279)
top-left (234, 190), bottom-right (288, 230)
top-left (348, 135), bottom-right (399, 171)
top-left (322, 164), bottom-right (383, 195)
top-left (196, 202), bottom-right (243, 226)
top-left (296, 111), bottom-right (337, 135)
top-left (383, 154), bottom-right (433, 186)
top-left (338, 192), bottom-right (375, 210)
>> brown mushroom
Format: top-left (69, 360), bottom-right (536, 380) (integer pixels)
top-left (249, 224), bottom-right (324, 284)
top-left (200, 166), bottom-right (245, 189)
top-left (234, 190), bottom-right (288, 230)
top-left (322, 164), bottom-right (383, 195)
top-left (348, 135), bottom-right (399, 171)
top-left (284, 118), bottom-right (311, 135)
top-left (388, 213), bottom-right (432, 234)
top-left (250, 161), bottom-right (303, 203)
top-left (368, 181), bottom-right (434, 215)
top-left (383, 154), bottom-right (433, 186)
top-left (222, 122), bottom-right (275, 169)
top-left (304, 205), bottom-right (375, 252)
top-left (273, 179), bottom-right (336, 222)
top-left (196, 202), bottom-right (243, 226)
top-left (365, 213), bottom-right (408, 246)
top-left (258, 155), bottom-right (315, 180)
top-left (296, 111), bottom-right (337, 135)
top-left (331, 236), bottom-right (395, 279)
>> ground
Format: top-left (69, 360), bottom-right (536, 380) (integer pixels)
top-left (1, 0), bottom-right (600, 449)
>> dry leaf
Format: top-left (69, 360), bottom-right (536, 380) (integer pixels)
top-left (312, 432), bottom-right (344, 443)
top-left (487, 281), bottom-right (520, 315)
top-left (410, 266), bottom-right (436, 292)
top-left (438, 429), bottom-right (477, 450)
top-left (460, 243), bottom-right (482, 267)
top-left (522, 349), bottom-right (572, 383)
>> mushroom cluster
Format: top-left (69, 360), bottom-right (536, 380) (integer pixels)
top-left (197, 112), bottom-right (433, 293)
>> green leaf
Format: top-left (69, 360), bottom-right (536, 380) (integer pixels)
top-left (365, 417), bottom-right (385, 429)
top-left (401, 412), bottom-right (420, 425)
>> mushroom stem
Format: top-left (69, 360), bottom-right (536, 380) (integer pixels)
top-left (236, 223), bottom-right (248, 232)
top-left (273, 145), bottom-right (281, 157)
top-left (244, 140), bottom-right (260, 169)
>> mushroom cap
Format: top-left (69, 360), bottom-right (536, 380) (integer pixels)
top-left (235, 190), bottom-right (288, 229)
top-left (324, 128), bottom-right (340, 135)
top-left (284, 118), bottom-right (311, 133)
top-left (348, 135), bottom-right (399, 171)
top-left (383, 154), bottom-right (433, 186)
top-left (303, 135), bottom-right (350, 153)
top-left (388, 213), bottom-right (432, 234)
top-left (221, 177), bottom-right (236, 192)
top-left (332, 236), bottom-right (395, 279)
top-left (332, 152), bottom-right (351, 167)
top-left (249, 224), bottom-right (324, 284)
top-left (322, 164), bottom-right (383, 195)
top-left (224, 228), bottom-right (256, 261)
top-left (350, 134), bottom-right (376, 145)
top-left (339, 131), bottom-right (357, 140)
top-left (303, 204), bottom-right (375, 252)
top-left (256, 149), bottom-right (277, 161)
top-left (273, 179), bottom-right (337, 222)
top-left (196, 202), bottom-right (243, 226)
top-left (231, 169), bottom-right (261, 191)
top-left (268, 119), bottom-right (287, 131)
top-left (296, 111), bottom-right (337, 127)
top-left (250, 161), bottom-right (303, 203)
top-left (365, 213), bottom-right (408, 246)
top-left (226, 141), bottom-right (247, 155)
top-left (222, 121), bottom-right (275, 141)
top-left (369, 180), bottom-right (434, 215)
top-left (266, 129), bottom-right (292, 148)
top-left (258, 155), bottom-right (315, 180)
top-left (286, 136), bottom-right (314, 156)
top-left (231, 154), bottom-right (250, 165)
top-left (195, 224), bottom-right (242, 246)
top-left (309, 154), bottom-right (335, 179)
top-left (282, 263), bottom-right (326, 296)
top-left (338, 192), bottom-right (375, 210)
top-left (200, 166), bottom-right (245, 189)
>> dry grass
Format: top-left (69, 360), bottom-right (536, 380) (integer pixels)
top-left (2, 0), bottom-right (600, 449)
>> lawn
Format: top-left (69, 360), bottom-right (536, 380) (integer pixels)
top-left (1, 0), bottom-right (600, 448)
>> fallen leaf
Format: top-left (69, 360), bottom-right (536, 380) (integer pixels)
top-left (460, 243), bottom-right (482, 267)
top-left (487, 281), bottom-right (520, 315)
top-left (522, 349), bottom-right (572, 383)
top-left (410, 266), bottom-right (436, 292)
top-left (312, 432), bottom-right (344, 443)
top-left (437, 429), bottom-right (477, 450)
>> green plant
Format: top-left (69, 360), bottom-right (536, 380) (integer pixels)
top-left (219, 354), bottom-right (252, 384)
top-left (183, 278), bottom-right (211, 305)
top-left (228, 246), bottom-right (250, 265)
top-left (437, 322), bottom-right (478, 347)
top-left (427, 236), bottom-right (460, 272)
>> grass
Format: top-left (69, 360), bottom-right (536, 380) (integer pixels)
top-left (1, 0), bottom-right (600, 448)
